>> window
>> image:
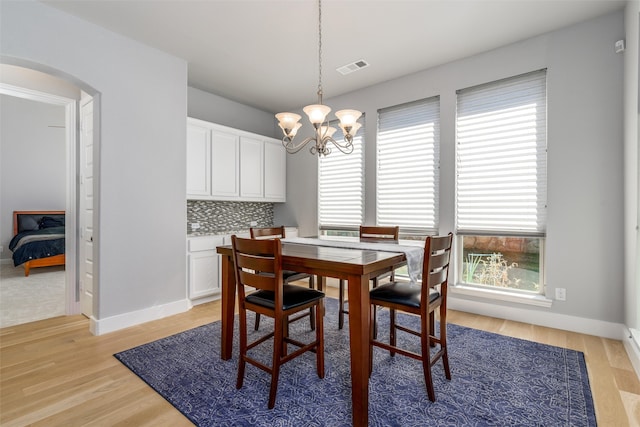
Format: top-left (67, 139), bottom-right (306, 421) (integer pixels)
top-left (377, 97), bottom-right (440, 236)
top-left (318, 119), bottom-right (364, 236)
top-left (456, 70), bottom-right (547, 294)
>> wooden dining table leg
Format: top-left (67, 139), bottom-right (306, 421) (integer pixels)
top-left (220, 254), bottom-right (236, 360)
top-left (347, 273), bottom-right (370, 427)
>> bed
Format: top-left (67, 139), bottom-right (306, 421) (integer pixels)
top-left (9, 210), bottom-right (66, 277)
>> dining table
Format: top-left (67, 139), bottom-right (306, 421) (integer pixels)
top-left (216, 236), bottom-right (422, 427)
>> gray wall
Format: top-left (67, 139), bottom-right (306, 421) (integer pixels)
top-left (0, 64), bottom-right (81, 100)
top-left (0, 0), bottom-right (629, 331)
top-left (1, 0), bottom-right (188, 320)
top-left (623, 1), bottom-right (640, 331)
top-left (188, 87), bottom-right (278, 138)
top-left (0, 95), bottom-right (66, 259)
top-left (276, 11), bottom-right (625, 324)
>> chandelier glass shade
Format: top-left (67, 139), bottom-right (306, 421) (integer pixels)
top-left (275, 0), bottom-right (362, 156)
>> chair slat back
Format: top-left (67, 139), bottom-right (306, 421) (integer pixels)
top-left (360, 225), bottom-right (399, 241)
top-left (232, 236), bottom-right (282, 295)
top-left (250, 226), bottom-right (286, 240)
top-left (423, 233), bottom-right (453, 291)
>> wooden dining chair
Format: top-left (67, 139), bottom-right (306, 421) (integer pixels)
top-left (231, 235), bottom-right (325, 409)
top-left (250, 226), bottom-right (316, 331)
top-left (368, 233), bottom-right (453, 402)
top-left (338, 225), bottom-right (400, 333)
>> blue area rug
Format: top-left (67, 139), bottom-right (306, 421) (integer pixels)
top-left (114, 298), bottom-right (596, 426)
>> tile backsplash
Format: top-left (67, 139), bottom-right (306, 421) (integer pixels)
top-left (187, 200), bottom-right (274, 234)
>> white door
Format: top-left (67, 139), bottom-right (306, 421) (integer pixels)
top-left (79, 97), bottom-right (94, 317)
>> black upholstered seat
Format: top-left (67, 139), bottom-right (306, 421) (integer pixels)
top-left (369, 282), bottom-right (440, 309)
top-left (246, 284), bottom-right (324, 310)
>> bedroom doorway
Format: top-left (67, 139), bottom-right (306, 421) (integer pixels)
top-left (0, 80), bottom-right (81, 322)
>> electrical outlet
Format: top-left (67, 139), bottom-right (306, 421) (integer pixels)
top-left (555, 288), bottom-right (566, 301)
top-left (190, 223), bottom-right (201, 230)
top-left (250, 221), bottom-right (258, 227)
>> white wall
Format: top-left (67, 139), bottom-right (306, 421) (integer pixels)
top-left (1, 1), bottom-right (188, 330)
top-left (276, 11), bottom-right (625, 324)
top-left (0, 95), bottom-right (66, 259)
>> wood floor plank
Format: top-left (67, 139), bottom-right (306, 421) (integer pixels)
top-left (1, 297), bottom-right (638, 426)
top-left (620, 390), bottom-right (640, 427)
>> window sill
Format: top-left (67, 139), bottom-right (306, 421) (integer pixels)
top-left (450, 284), bottom-right (553, 308)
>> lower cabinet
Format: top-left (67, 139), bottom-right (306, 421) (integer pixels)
top-left (187, 229), bottom-right (297, 304)
top-left (187, 235), bottom-right (224, 302)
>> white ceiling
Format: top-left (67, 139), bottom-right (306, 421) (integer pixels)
top-left (42, 0), bottom-right (625, 113)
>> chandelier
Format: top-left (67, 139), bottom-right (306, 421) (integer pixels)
top-left (275, 0), bottom-right (362, 156)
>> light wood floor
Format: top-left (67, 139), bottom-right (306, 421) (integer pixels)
top-left (1, 285), bottom-right (639, 427)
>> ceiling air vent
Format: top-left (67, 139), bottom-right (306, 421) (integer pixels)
top-left (336, 59), bottom-right (370, 76)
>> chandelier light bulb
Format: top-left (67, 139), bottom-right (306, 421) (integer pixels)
top-left (275, 112), bottom-right (301, 129)
top-left (340, 121), bottom-right (361, 137)
top-left (335, 109), bottom-right (362, 127)
top-left (320, 125), bottom-right (337, 139)
top-left (275, 112), bottom-right (302, 139)
top-left (303, 104), bottom-right (331, 125)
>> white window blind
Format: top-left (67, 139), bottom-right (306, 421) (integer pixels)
top-left (456, 70), bottom-right (547, 236)
top-left (377, 97), bottom-right (440, 234)
top-left (318, 122), bottom-right (364, 229)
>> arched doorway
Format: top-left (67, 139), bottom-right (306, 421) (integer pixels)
top-left (0, 64), bottom-right (97, 324)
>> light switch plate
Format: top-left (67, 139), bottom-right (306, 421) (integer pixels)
top-left (190, 223), bottom-right (201, 229)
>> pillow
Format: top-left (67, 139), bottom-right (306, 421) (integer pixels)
top-left (39, 216), bottom-right (65, 229)
top-left (18, 216), bottom-right (39, 232)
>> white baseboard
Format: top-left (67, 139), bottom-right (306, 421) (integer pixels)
top-left (448, 295), bottom-right (625, 340)
top-left (90, 299), bottom-right (191, 336)
top-left (624, 328), bottom-right (640, 378)
top-left (190, 293), bottom-right (221, 306)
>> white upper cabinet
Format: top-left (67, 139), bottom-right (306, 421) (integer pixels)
top-left (239, 136), bottom-right (264, 199)
top-left (186, 123), bottom-right (211, 196)
top-left (210, 129), bottom-right (240, 199)
top-left (264, 139), bottom-right (287, 201)
top-left (187, 118), bottom-right (286, 202)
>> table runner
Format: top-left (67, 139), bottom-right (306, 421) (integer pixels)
top-left (282, 237), bottom-right (424, 282)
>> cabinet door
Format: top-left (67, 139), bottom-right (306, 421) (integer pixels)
top-left (240, 136), bottom-right (264, 199)
top-left (264, 139), bottom-right (286, 201)
top-left (186, 123), bottom-right (211, 197)
top-left (188, 235), bottom-right (224, 299)
top-left (188, 251), bottom-right (219, 299)
top-left (285, 227), bottom-right (298, 237)
top-left (211, 130), bottom-right (240, 199)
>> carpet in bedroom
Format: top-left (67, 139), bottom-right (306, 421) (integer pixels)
top-left (0, 263), bottom-right (65, 328)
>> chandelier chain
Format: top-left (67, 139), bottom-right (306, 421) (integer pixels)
top-left (274, 0), bottom-right (361, 157)
top-left (317, 0), bottom-right (323, 95)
